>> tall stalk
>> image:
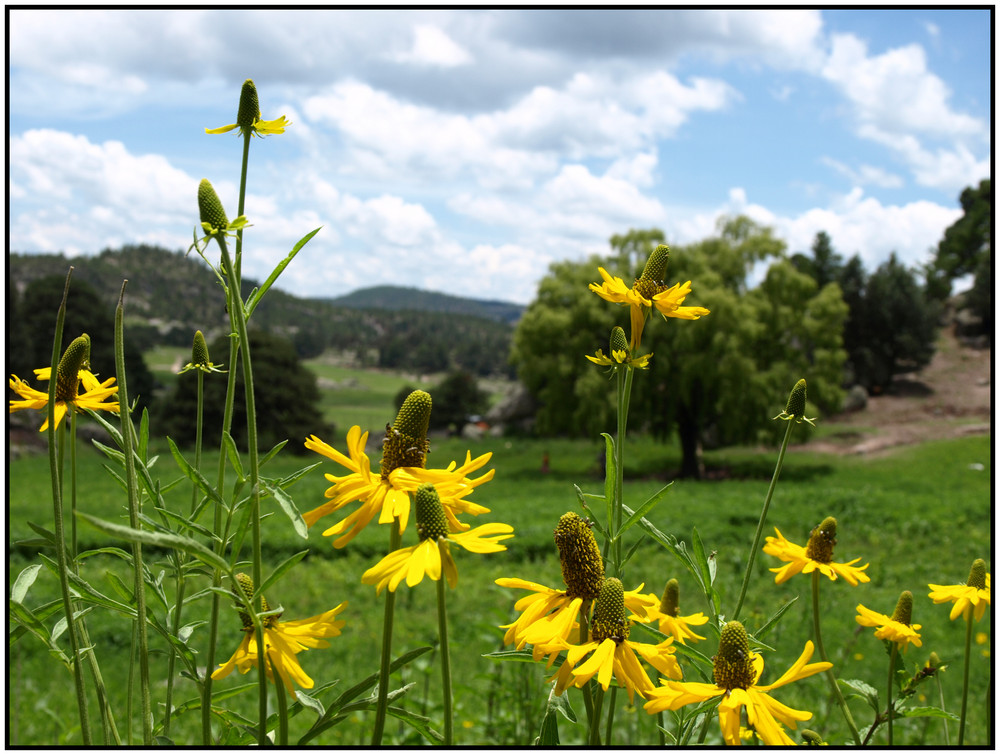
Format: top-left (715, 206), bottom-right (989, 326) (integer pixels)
top-left (810, 572), bottom-right (862, 744)
top-left (436, 575), bottom-right (454, 745)
top-left (371, 521), bottom-right (403, 744)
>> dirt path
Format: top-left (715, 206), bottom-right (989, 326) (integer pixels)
top-left (803, 328), bottom-right (991, 456)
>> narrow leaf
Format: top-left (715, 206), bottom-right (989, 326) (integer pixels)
top-left (245, 227), bottom-right (322, 318)
top-left (167, 438), bottom-right (224, 508)
top-left (262, 479), bottom-right (309, 539)
top-left (11, 564), bottom-right (43, 604)
top-left (222, 431), bottom-right (246, 481)
top-left (620, 482), bottom-right (672, 535)
top-left (256, 550), bottom-right (310, 597)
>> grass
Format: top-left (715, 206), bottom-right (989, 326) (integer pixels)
top-left (7, 422), bottom-right (992, 746)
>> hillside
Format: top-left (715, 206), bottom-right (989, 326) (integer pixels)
top-left (9, 246), bottom-right (516, 376)
top-left (326, 285), bottom-right (523, 324)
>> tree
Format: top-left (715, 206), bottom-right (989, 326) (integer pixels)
top-left (512, 217), bottom-right (848, 478)
top-left (428, 371), bottom-right (489, 432)
top-left (927, 179), bottom-right (992, 339)
top-left (18, 275), bottom-right (156, 413)
top-left (790, 231), bottom-right (843, 290)
top-left (843, 254), bottom-right (937, 392)
top-left (156, 330), bottom-right (333, 454)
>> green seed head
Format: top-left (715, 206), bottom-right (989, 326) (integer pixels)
top-left (659, 578), bottom-right (680, 617)
top-left (805, 517), bottom-right (838, 564)
top-left (553, 512), bottom-right (604, 601)
top-left (591, 577), bottom-right (629, 643)
top-left (609, 326), bottom-right (630, 357)
top-left (415, 483), bottom-right (449, 542)
top-left (198, 179), bottom-right (229, 233)
top-left (55, 334), bottom-right (91, 402)
top-left (237, 79), bottom-right (261, 130)
top-left (380, 389), bottom-right (432, 475)
top-left (233, 573), bottom-right (278, 629)
top-left (191, 330), bottom-right (211, 367)
top-left (713, 621), bottom-right (755, 690)
top-left (801, 729), bottom-right (826, 746)
top-left (785, 379), bottom-right (808, 419)
top-left (926, 652), bottom-right (943, 671)
top-left (639, 244), bottom-right (670, 282)
top-left (967, 558), bottom-right (987, 590)
top-left (890, 591), bottom-right (914, 626)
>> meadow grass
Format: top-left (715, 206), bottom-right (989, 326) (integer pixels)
top-left (7, 427), bottom-right (991, 746)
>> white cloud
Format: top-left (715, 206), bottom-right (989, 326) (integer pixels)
top-left (820, 157), bottom-right (904, 188)
top-left (391, 24), bottom-right (473, 67)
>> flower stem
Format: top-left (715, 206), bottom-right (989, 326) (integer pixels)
top-left (46, 269), bottom-right (92, 745)
top-left (603, 686), bottom-right (617, 745)
top-left (935, 664), bottom-right (950, 745)
top-left (887, 643), bottom-right (898, 745)
top-left (732, 418), bottom-right (794, 621)
top-left (589, 686), bottom-right (605, 745)
top-left (958, 608), bottom-right (974, 745)
top-left (214, 234), bottom-right (267, 745)
top-left (436, 568), bottom-right (454, 745)
top-left (371, 521), bottom-right (403, 745)
top-left (274, 658), bottom-right (289, 746)
top-left (810, 572), bottom-right (862, 744)
top-left (115, 281), bottom-right (152, 744)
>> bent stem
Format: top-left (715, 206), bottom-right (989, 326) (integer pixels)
top-left (958, 609), bottom-right (973, 745)
top-left (733, 419), bottom-right (794, 621)
top-left (810, 572), bottom-right (862, 744)
top-left (371, 521), bottom-right (403, 745)
top-left (436, 569), bottom-right (454, 745)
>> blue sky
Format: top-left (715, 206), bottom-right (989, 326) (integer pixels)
top-left (8, 8), bottom-right (991, 304)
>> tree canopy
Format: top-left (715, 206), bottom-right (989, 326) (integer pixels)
top-left (512, 217), bottom-right (848, 477)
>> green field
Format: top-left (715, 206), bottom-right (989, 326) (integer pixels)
top-left (7, 414), bottom-right (992, 746)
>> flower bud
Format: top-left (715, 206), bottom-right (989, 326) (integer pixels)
top-left (380, 389), bottom-right (432, 475)
top-left (609, 326), bottom-right (630, 359)
top-left (553, 512), bottom-right (604, 601)
top-left (966, 558), bottom-right (987, 590)
top-left (237, 79), bottom-right (261, 131)
top-left (415, 483), bottom-right (449, 542)
top-left (639, 244), bottom-right (670, 282)
top-left (591, 577), bottom-right (629, 643)
top-left (805, 517), bottom-right (838, 564)
top-left (191, 330), bottom-right (211, 367)
top-left (56, 334), bottom-right (91, 402)
top-left (198, 179), bottom-right (229, 233)
top-left (713, 621), bottom-right (755, 691)
top-left (785, 379), bottom-right (807, 418)
top-left (659, 578), bottom-right (680, 617)
top-left (890, 591), bottom-right (914, 626)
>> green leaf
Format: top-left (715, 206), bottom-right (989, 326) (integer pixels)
top-left (295, 689), bottom-right (327, 719)
top-left (262, 479), bottom-right (309, 539)
top-left (26, 521), bottom-right (57, 545)
top-left (897, 706), bottom-right (959, 721)
top-left (620, 482), bottom-right (671, 535)
top-left (11, 564), bottom-right (43, 604)
top-left (222, 431), bottom-right (246, 482)
top-left (260, 439), bottom-right (289, 467)
top-left (138, 407), bottom-right (150, 461)
top-left (76, 512), bottom-right (232, 577)
top-left (756, 597), bottom-right (798, 639)
top-left (573, 485), bottom-right (608, 539)
top-left (385, 705), bottom-right (444, 745)
top-left (256, 550), bottom-right (310, 597)
top-left (840, 678), bottom-right (880, 713)
top-left (691, 527), bottom-right (713, 587)
top-left (601, 432), bottom-right (616, 506)
top-left (620, 533), bottom-right (646, 570)
top-left (482, 648), bottom-right (539, 663)
top-left (245, 227), bottom-right (322, 318)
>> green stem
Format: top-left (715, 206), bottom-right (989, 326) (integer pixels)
top-left (589, 685), bottom-right (604, 745)
top-left (887, 643), bottom-right (898, 746)
top-left (274, 660), bottom-right (289, 746)
top-left (164, 371), bottom-right (204, 739)
top-left (69, 412), bottom-right (78, 563)
top-left (47, 269), bottom-right (92, 745)
top-left (436, 569), bottom-right (454, 745)
top-left (810, 572), bottom-right (862, 744)
top-left (214, 234), bottom-right (267, 745)
top-left (958, 608), bottom-right (974, 745)
top-left (115, 282), bottom-right (152, 744)
top-left (603, 685), bottom-right (617, 745)
top-left (656, 711), bottom-right (667, 746)
top-left (371, 521), bottom-right (403, 745)
top-left (732, 419), bottom-right (794, 621)
top-left (935, 665), bottom-right (950, 745)
top-left (578, 602), bottom-right (595, 727)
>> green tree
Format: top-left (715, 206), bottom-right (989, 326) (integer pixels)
top-left (156, 330), bottom-right (332, 454)
top-left (512, 217), bottom-right (848, 478)
top-left (790, 231), bottom-right (844, 290)
top-left (428, 370), bottom-right (489, 432)
top-left (927, 179), bottom-right (992, 338)
top-left (843, 254), bottom-right (938, 393)
top-left (18, 274), bottom-right (156, 412)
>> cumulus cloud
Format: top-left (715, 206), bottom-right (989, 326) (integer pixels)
top-left (391, 24), bottom-right (473, 67)
top-left (820, 157), bottom-right (904, 188)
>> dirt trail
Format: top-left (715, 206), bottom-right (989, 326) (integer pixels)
top-left (804, 328), bottom-right (991, 456)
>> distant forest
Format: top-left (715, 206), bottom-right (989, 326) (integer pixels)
top-left (9, 245), bottom-right (518, 377)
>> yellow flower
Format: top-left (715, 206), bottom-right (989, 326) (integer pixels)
top-left (541, 578), bottom-right (683, 704)
top-left (206, 78), bottom-right (291, 137)
top-left (9, 334), bottom-right (119, 431)
top-left (303, 426), bottom-right (493, 547)
top-left (644, 621), bottom-right (831, 746)
top-left (588, 245), bottom-right (709, 350)
top-left (361, 484), bottom-right (513, 594)
top-left (633, 579), bottom-right (708, 644)
top-left (763, 519), bottom-right (870, 586)
top-left (212, 575), bottom-right (347, 693)
top-left (856, 595), bottom-right (922, 653)
top-left (586, 325), bottom-right (652, 369)
top-left (928, 559), bottom-right (991, 622)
